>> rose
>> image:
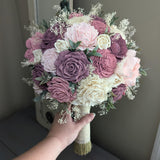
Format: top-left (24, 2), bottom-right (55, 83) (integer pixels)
top-left (115, 49), bottom-right (141, 86)
top-left (97, 34), bottom-right (111, 49)
top-left (69, 12), bottom-right (83, 19)
top-left (47, 77), bottom-right (76, 103)
top-left (112, 84), bottom-right (126, 102)
top-left (91, 49), bottom-right (117, 78)
top-left (41, 48), bottom-right (58, 74)
top-left (41, 23), bottom-right (66, 52)
top-left (32, 64), bottom-right (47, 90)
top-left (54, 39), bottom-right (69, 53)
top-left (110, 34), bottom-right (128, 60)
top-left (54, 50), bottom-right (90, 83)
top-left (90, 16), bottom-right (110, 34)
top-left (25, 32), bottom-right (43, 61)
top-left (65, 22), bottom-right (98, 50)
top-left (72, 74), bottom-right (109, 107)
top-left (33, 49), bottom-right (42, 63)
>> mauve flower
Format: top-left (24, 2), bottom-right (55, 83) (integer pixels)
top-left (25, 32), bottom-right (43, 61)
top-left (41, 24), bottom-right (66, 52)
top-left (65, 22), bottom-right (98, 50)
top-left (69, 12), bottom-right (83, 19)
top-left (110, 34), bottom-right (128, 60)
top-left (55, 50), bottom-right (90, 83)
top-left (41, 48), bottom-right (58, 74)
top-left (112, 84), bottom-right (126, 102)
top-left (32, 64), bottom-right (47, 90)
top-left (91, 49), bottom-right (117, 78)
top-left (47, 77), bottom-right (76, 103)
top-left (90, 16), bottom-right (110, 34)
top-left (115, 50), bottom-right (140, 86)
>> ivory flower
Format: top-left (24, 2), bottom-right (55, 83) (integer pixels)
top-left (72, 74), bottom-right (109, 107)
top-left (97, 34), bottom-right (111, 49)
top-left (67, 16), bottom-right (91, 25)
top-left (54, 39), bottom-right (69, 53)
top-left (33, 49), bottom-right (42, 63)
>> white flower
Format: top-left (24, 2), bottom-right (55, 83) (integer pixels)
top-left (67, 16), bottom-right (91, 25)
top-left (72, 74), bottom-right (109, 107)
top-left (33, 49), bottom-right (42, 63)
top-left (110, 25), bottom-right (126, 40)
top-left (33, 83), bottom-right (43, 94)
top-left (54, 39), bottom-right (69, 53)
top-left (97, 34), bottom-right (111, 49)
top-left (125, 87), bottom-right (135, 100)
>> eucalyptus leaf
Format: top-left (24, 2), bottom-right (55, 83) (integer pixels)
top-left (87, 51), bottom-right (102, 57)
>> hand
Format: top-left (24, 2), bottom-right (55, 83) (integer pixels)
top-left (47, 111), bottom-right (95, 150)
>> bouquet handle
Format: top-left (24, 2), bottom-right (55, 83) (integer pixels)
top-left (74, 105), bottom-right (91, 155)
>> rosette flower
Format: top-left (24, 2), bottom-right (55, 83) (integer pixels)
top-left (65, 22), bottom-right (98, 50)
top-left (112, 84), bottom-right (126, 102)
top-left (47, 77), bottom-right (76, 103)
top-left (115, 50), bottom-right (140, 86)
top-left (32, 64), bottom-right (47, 90)
top-left (72, 74), bottom-right (108, 107)
top-left (54, 50), bottom-right (90, 83)
top-left (90, 16), bottom-right (109, 34)
top-left (91, 49), bottom-right (117, 78)
top-left (41, 23), bottom-right (66, 52)
top-left (69, 12), bottom-right (83, 19)
top-left (25, 32), bottom-right (43, 61)
top-left (110, 34), bottom-right (128, 60)
top-left (41, 48), bottom-right (58, 74)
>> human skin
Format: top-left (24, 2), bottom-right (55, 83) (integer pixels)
top-left (14, 112), bottom-right (95, 160)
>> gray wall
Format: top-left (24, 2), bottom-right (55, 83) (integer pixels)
top-left (0, 0), bottom-right (34, 120)
top-left (74, 0), bottom-right (160, 160)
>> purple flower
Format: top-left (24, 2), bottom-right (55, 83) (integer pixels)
top-left (32, 64), bottom-right (47, 90)
top-left (112, 84), bottom-right (126, 102)
top-left (110, 34), bottom-right (128, 60)
top-left (54, 50), bottom-right (90, 83)
top-left (41, 23), bottom-right (66, 52)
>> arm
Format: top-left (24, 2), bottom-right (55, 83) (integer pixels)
top-left (14, 112), bottom-right (95, 160)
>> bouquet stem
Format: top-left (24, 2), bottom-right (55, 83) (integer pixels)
top-left (74, 105), bottom-right (91, 155)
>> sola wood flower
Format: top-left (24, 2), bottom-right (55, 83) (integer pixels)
top-left (47, 77), bottom-right (76, 103)
top-left (91, 49), bottom-right (117, 78)
top-left (54, 50), bottom-right (90, 83)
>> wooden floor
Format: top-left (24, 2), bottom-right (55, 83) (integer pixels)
top-left (0, 107), bottom-right (119, 160)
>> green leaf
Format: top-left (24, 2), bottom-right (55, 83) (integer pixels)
top-left (87, 51), bottom-right (102, 57)
top-left (69, 40), bottom-right (75, 49)
top-left (93, 46), bottom-right (99, 52)
top-left (105, 27), bottom-right (108, 33)
top-left (69, 40), bottom-right (81, 51)
top-left (35, 77), bottom-right (42, 81)
top-left (139, 68), bottom-right (147, 76)
top-left (110, 16), bottom-right (119, 26)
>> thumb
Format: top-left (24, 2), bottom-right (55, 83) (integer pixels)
top-left (77, 113), bottom-right (95, 130)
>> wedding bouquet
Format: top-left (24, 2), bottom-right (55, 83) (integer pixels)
top-left (22, 3), bottom-right (146, 155)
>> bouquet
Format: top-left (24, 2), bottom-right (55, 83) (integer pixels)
top-left (22, 3), bottom-right (147, 156)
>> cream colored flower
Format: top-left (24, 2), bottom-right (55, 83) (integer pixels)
top-left (33, 49), bottom-right (42, 63)
top-left (72, 74), bottom-right (109, 107)
top-left (97, 34), bottom-right (111, 49)
top-left (110, 25), bottom-right (126, 40)
top-left (67, 16), bottom-right (91, 25)
top-left (54, 39), bottom-right (69, 53)
top-left (33, 83), bottom-right (42, 94)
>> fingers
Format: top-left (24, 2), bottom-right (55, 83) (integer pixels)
top-left (76, 113), bottom-right (95, 130)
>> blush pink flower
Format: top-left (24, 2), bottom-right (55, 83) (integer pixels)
top-left (41, 48), bottom-right (58, 74)
top-left (91, 49), bottom-right (117, 78)
top-left (115, 50), bottom-right (141, 86)
top-left (69, 12), bottom-right (83, 19)
top-left (65, 22), bottom-right (98, 50)
top-left (25, 32), bottom-right (43, 61)
top-left (47, 77), bottom-right (76, 103)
